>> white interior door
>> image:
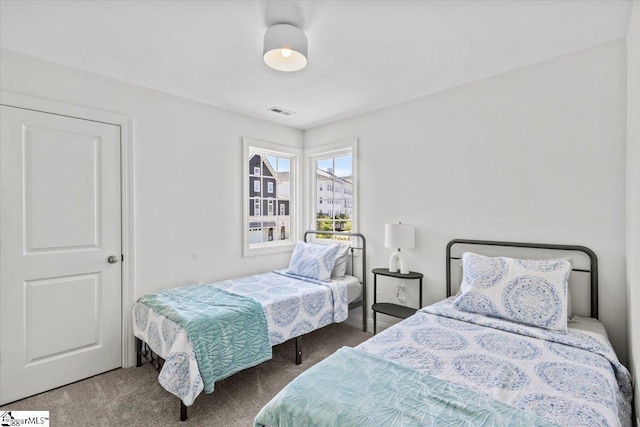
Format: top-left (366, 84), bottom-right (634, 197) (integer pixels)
top-left (0, 106), bottom-right (122, 405)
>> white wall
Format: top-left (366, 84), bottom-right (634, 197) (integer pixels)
top-left (626, 0), bottom-right (640, 418)
top-left (305, 40), bottom-right (629, 363)
top-left (1, 37), bottom-right (631, 366)
top-left (0, 49), bottom-right (304, 301)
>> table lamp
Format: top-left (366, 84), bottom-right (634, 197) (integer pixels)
top-left (385, 223), bottom-right (415, 274)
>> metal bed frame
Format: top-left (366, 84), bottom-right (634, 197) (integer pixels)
top-left (445, 239), bottom-right (599, 318)
top-left (135, 231), bottom-right (367, 421)
top-left (304, 230), bottom-right (367, 332)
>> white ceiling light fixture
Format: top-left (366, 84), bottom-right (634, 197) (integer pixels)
top-left (263, 24), bottom-right (308, 72)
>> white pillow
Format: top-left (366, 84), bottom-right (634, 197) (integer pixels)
top-left (560, 257), bottom-right (576, 322)
top-left (287, 241), bottom-right (340, 282)
top-left (331, 243), bottom-right (351, 280)
top-left (453, 252), bottom-right (571, 332)
top-left (567, 288), bottom-right (575, 322)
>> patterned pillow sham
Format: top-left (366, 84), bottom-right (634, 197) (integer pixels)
top-left (287, 241), bottom-right (340, 282)
top-left (452, 252), bottom-right (571, 333)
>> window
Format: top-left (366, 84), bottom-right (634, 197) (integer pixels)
top-left (306, 139), bottom-right (357, 241)
top-left (244, 138), bottom-right (300, 256)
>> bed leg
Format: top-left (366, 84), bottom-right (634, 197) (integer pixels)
top-left (295, 336), bottom-right (302, 365)
top-left (135, 337), bottom-right (142, 367)
top-left (362, 301), bottom-right (367, 332)
top-left (180, 401), bottom-right (188, 421)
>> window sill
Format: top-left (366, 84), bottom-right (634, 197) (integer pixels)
top-left (243, 241), bottom-right (296, 257)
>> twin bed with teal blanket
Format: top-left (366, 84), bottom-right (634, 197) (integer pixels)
top-left (137, 285), bottom-right (272, 396)
top-left (132, 231), bottom-right (367, 421)
top-left (254, 240), bottom-right (633, 427)
top-left (255, 299), bottom-right (632, 426)
top-left (255, 346), bottom-right (558, 427)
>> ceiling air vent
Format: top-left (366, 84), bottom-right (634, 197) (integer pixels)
top-left (267, 106), bottom-right (295, 116)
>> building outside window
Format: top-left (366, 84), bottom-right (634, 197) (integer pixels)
top-left (307, 139), bottom-right (357, 241)
top-left (244, 138), bottom-right (300, 256)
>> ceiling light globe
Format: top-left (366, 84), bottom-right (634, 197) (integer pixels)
top-left (263, 24), bottom-right (308, 72)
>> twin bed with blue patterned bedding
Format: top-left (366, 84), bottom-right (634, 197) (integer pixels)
top-left (255, 240), bottom-right (633, 427)
top-left (132, 270), bottom-right (353, 406)
top-left (132, 231), bottom-right (367, 421)
top-left (256, 299), bottom-right (632, 426)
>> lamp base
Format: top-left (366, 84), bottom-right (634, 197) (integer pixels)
top-left (389, 251), bottom-right (409, 274)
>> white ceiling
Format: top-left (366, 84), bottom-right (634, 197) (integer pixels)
top-left (0, 1), bottom-right (633, 129)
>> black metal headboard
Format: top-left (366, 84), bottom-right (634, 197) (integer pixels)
top-left (446, 239), bottom-right (599, 319)
top-left (304, 230), bottom-right (367, 332)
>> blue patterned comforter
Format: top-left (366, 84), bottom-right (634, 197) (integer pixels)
top-left (355, 298), bottom-right (632, 427)
top-left (254, 347), bottom-right (557, 427)
top-left (132, 271), bottom-right (351, 406)
top-left (256, 297), bottom-right (632, 426)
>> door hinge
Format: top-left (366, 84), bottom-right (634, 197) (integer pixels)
top-left (121, 254), bottom-right (124, 262)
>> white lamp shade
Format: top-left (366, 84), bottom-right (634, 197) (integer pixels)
top-left (385, 223), bottom-right (415, 249)
top-left (263, 24), bottom-right (308, 72)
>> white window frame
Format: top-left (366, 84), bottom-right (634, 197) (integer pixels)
top-left (253, 180), bottom-right (260, 193)
top-left (267, 181), bottom-right (274, 194)
top-left (253, 166), bottom-right (260, 175)
top-left (243, 137), bottom-right (301, 257)
top-left (305, 138), bottom-right (358, 242)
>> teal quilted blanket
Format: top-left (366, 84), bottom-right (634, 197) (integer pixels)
top-left (139, 285), bottom-right (271, 394)
top-left (254, 347), bottom-right (557, 427)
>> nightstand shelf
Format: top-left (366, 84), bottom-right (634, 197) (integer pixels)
top-left (371, 302), bottom-right (417, 319)
top-left (372, 268), bottom-right (423, 334)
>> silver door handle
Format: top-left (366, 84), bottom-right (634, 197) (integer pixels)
top-left (107, 255), bottom-right (119, 264)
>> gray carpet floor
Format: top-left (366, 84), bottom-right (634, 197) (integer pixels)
top-left (1, 323), bottom-right (371, 426)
